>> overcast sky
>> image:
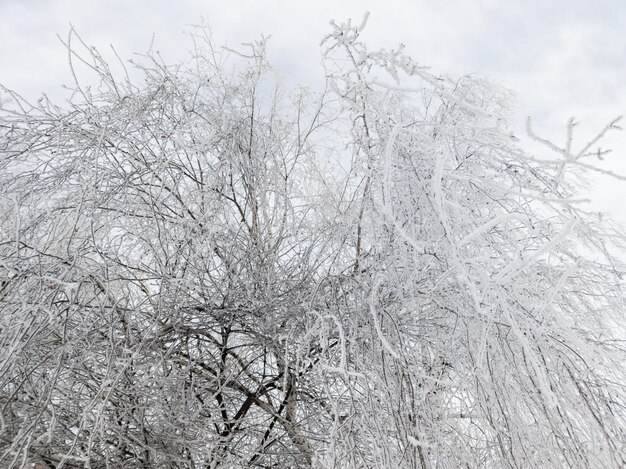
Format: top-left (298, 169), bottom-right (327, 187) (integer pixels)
top-left (1, 0), bottom-right (625, 221)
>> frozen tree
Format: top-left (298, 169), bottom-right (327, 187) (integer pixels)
top-left (1, 16), bottom-right (625, 468)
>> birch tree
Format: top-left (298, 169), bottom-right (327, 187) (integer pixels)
top-left (1, 16), bottom-right (625, 468)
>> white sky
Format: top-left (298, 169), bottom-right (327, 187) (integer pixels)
top-left (1, 0), bottom-right (625, 222)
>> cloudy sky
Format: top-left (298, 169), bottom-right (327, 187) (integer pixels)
top-left (1, 0), bottom-right (625, 221)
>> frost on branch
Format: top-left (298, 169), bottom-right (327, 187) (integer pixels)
top-left (0, 17), bottom-right (625, 469)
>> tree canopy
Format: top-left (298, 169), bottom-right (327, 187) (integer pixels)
top-left (1, 16), bottom-right (625, 468)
